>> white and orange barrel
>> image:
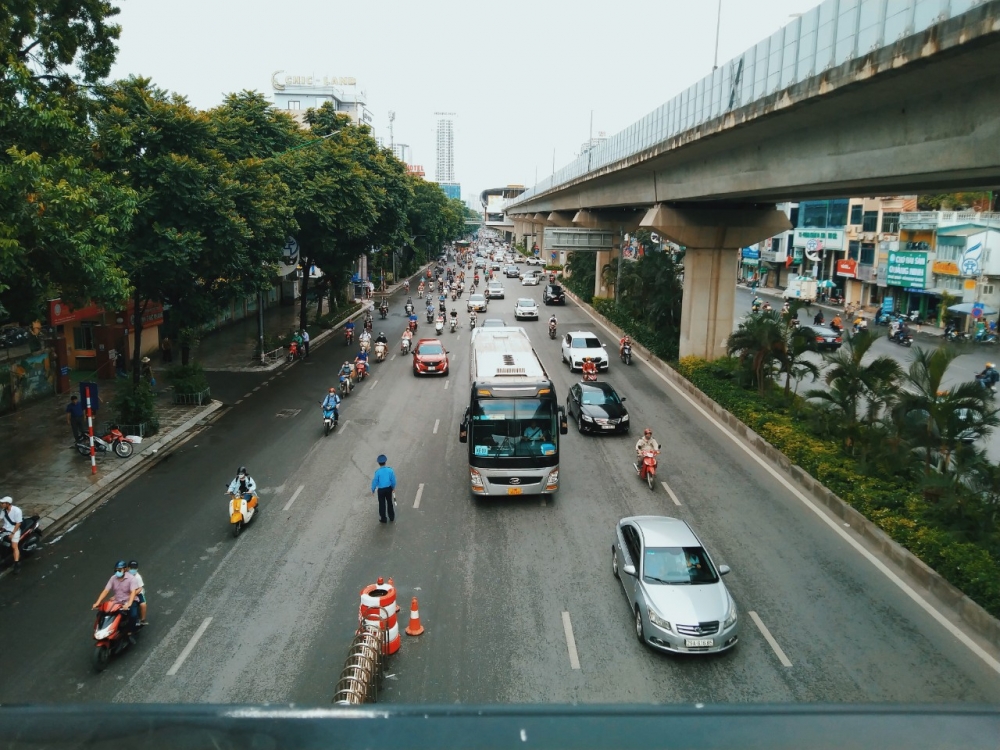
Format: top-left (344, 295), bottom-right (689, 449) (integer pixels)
top-left (359, 578), bottom-right (401, 655)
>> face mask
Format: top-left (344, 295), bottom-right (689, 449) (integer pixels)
top-left (129, 568), bottom-right (137, 575)
top-left (115, 571), bottom-right (125, 579)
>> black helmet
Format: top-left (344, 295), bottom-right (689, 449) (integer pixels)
top-left (237, 466), bottom-right (247, 476)
top-left (128, 560), bottom-right (139, 569)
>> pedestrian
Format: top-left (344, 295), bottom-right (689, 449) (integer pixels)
top-left (370, 454), bottom-right (397, 524)
top-left (301, 329), bottom-right (310, 358)
top-left (66, 394), bottom-right (85, 444)
top-left (140, 356), bottom-right (154, 386)
top-left (128, 559), bottom-right (148, 625)
top-left (160, 337), bottom-right (173, 364)
top-left (1, 496), bottom-right (23, 574)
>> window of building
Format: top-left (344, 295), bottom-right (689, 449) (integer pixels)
top-left (789, 206), bottom-right (799, 227)
top-left (848, 241), bottom-right (860, 260)
top-left (849, 205), bottom-right (863, 225)
top-left (73, 322), bottom-right (96, 352)
top-left (828, 199), bottom-right (848, 227)
top-left (862, 211), bottom-right (879, 232)
top-left (287, 100), bottom-right (300, 110)
top-left (881, 212), bottom-right (900, 234)
top-left (937, 276), bottom-right (963, 291)
top-left (800, 202), bottom-right (829, 228)
top-left (860, 243), bottom-right (876, 265)
top-left (983, 285), bottom-right (995, 297)
top-left (772, 237), bottom-right (782, 253)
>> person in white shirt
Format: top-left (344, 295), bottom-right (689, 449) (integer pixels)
top-left (128, 559), bottom-right (148, 625)
top-left (1, 496), bottom-right (23, 573)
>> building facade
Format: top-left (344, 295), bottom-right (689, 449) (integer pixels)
top-left (270, 71), bottom-right (372, 127)
top-left (435, 113), bottom-right (455, 183)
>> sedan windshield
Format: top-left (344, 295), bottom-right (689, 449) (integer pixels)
top-left (643, 547), bottom-right (719, 585)
top-left (517, 299), bottom-right (535, 307)
top-left (581, 388), bottom-right (620, 406)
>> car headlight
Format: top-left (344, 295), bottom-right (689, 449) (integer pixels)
top-left (581, 414), bottom-right (594, 422)
top-left (647, 608), bottom-right (672, 632)
top-left (724, 595), bottom-right (738, 629)
top-left (621, 414), bottom-right (629, 421)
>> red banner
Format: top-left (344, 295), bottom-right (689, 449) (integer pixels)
top-left (125, 300), bottom-right (165, 330)
top-left (49, 300), bottom-right (103, 325)
top-left (836, 259), bottom-right (858, 278)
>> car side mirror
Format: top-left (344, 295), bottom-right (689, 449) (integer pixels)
top-left (620, 396), bottom-right (627, 402)
top-left (718, 565), bottom-right (731, 576)
top-left (558, 406), bottom-right (569, 435)
top-left (623, 564), bottom-right (636, 577)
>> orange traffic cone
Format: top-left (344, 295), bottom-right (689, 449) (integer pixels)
top-left (405, 597), bottom-right (425, 636)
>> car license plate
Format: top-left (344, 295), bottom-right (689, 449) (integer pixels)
top-left (507, 487), bottom-right (522, 495)
top-left (427, 365), bottom-right (436, 370)
top-left (602, 424), bottom-right (616, 430)
top-left (685, 638), bottom-right (714, 648)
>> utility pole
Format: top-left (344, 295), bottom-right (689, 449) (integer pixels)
top-left (713, 0), bottom-right (723, 71)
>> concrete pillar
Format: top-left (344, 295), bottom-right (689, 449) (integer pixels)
top-left (679, 248), bottom-right (739, 360)
top-left (594, 250), bottom-right (612, 298)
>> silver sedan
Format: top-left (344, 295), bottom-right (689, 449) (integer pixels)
top-left (613, 515), bottom-right (739, 654)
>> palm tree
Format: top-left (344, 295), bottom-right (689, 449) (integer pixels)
top-left (894, 347), bottom-right (999, 477)
top-left (778, 324), bottom-right (820, 398)
top-left (726, 310), bottom-right (787, 396)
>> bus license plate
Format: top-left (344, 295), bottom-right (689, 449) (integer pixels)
top-left (507, 487), bottom-right (522, 495)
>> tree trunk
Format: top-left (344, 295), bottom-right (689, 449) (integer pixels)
top-left (181, 345), bottom-right (191, 366)
top-left (131, 283), bottom-right (144, 385)
top-left (298, 256), bottom-right (310, 332)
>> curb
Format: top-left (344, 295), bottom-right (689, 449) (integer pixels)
top-left (38, 400), bottom-right (225, 537)
top-left (563, 285), bottom-right (1000, 652)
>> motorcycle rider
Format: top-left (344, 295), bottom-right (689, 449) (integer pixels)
top-left (403, 279), bottom-right (410, 293)
top-left (375, 331), bottom-right (388, 346)
top-left (92, 559), bottom-right (141, 639)
top-left (344, 319), bottom-right (355, 344)
top-left (228, 466), bottom-right (258, 507)
top-left (355, 348), bottom-right (370, 376)
top-left (339, 361), bottom-right (354, 391)
top-left (401, 328), bottom-right (414, 351)
top-left (404, 298), bottom-right (414, 316)
top-left (359, 328), bottom-right (372, 350)
top-left (128, 560), bottom-right (148, 626)
top-left (781, 301), bottom-right (790, 315)
top-left (619, 334), bottom-right (632, 359)
top-left (426, 300), bottom-right (434, 321)
top-left (0, 496), bottom-right (23, 574)
top-left (581, 356), bottom-right (598, 381)
top-left (548, 314), bottom-right (558, 334)
top-left (322, 386), bottom-right (341, 423)
top-left (470, 311), bottom-right (478, 328)
top-left (752, 296), bottom-right (762, 312)
top-left (379, 298), bottom-right (389, 317)
top-left (449, 308), bottom-right (459, 327)
top-left (977, 362), bottom-right (999, 390)
top-left (634, 429), bottom-right (661, 481)
top-left (830, 314), bottom-right (843, 333)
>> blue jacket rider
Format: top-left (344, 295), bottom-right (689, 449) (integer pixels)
top-left (322, 388), bottom-right (341, 418)
top-left (227, 467), bottom-right (256, 501)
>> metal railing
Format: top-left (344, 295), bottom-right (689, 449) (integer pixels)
top-left (171, 387), bottom-right (211, 406)
top-left (510, 0), bottom-right (993, 207)
top-left (332, 613), bottom-right (389, 705)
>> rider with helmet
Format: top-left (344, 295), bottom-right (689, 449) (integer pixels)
top-left (322, 387), bottom-right (341, 422)
top-left (92, 559), bottom-right (141, 637)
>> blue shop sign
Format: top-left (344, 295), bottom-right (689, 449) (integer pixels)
top-left (741, 247), bottom-right (760, 260)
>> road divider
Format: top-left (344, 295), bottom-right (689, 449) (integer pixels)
top-left (166, 617), bottom-right (213, 676)
top-left (749, 611), bottom-right (792, 667)
top-left (332, 620), bottom-right (387, 704)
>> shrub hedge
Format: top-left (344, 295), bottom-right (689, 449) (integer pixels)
top-left (676, 356), bottom-right (1000, 619)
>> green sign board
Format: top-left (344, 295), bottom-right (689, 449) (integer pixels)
top-left (886, 250), bottom-right (928, 289)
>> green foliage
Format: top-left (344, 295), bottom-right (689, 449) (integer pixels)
top-left (165, 363), bottom-right (209, 395)
top-left (676, 356), bottom-right (1000, 618)
top-left (110, 380), bottom-right (158, 431)
top-left (593, 297), bottom-right (679, 361)
top-left (917, 193), bottom-right (993, 212)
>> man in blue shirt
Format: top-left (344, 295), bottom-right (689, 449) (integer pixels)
top-left (370, 454), bottom-right (397, 523)
top-left (65, 395), bottom-right (85, 444)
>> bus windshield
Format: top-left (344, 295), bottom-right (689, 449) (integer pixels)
top-left (471, 398), bottom-right (558, 458)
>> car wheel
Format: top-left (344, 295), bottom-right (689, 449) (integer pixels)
top-left (635, 607), bottom-right (646, 644)
top-left (612, 549), bottom-right (619, 579)
top-left (577, 414), bottom-right (585, 433)
top-left (412, 368), bottom-right (419, 377)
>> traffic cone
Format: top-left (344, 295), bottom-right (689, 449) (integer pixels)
top-left (405, 597), bottom-right (424, 636)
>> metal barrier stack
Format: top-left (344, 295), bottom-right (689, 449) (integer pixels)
top-left (332, 614), bottom-right (388, 705)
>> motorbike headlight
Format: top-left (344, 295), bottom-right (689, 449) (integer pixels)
top-left (647, 608), bottom-right (672, 632)
top-left (95, 625), bottom-right (114, 640)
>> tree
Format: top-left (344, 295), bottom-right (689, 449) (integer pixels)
top-left (726, 310), bottom-right (788, 396)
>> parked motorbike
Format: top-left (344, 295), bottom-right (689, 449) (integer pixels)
top-left (76, 425), bottom-right (135, 458)
top-left (322, 404), bottom-right (339, 436)
top-left (621, 343), bottom-right (632, 366)
top-left (978, 332), bottom-right (999, 345)
top-left (226, 487), bottom-right (259, 538)
top-left (374, 341), bottom-right (387, 362)
top-left (91, 601), bottom-right (138, 672)
top-left (1, 515), bottom-right (41, 569)
top-left (634, 450), bottom-right (660, 491)
top-left (549, 322), bottom-right (557, 340)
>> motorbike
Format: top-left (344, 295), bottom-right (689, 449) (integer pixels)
top-left (634, 450), bottom-right (660, 491)
top-left (287, 341), bottom-right (300, 362)
top-left (404, 303), bottom-right (414, 316)
top-left (76, 425), bottom-right (135, 458)
top-left (1, 515), bottom-right (41, 569)
top-left (355, 361), bottom-right (369, 381)
top-left (548, 322), bottom-right (557, 340)
top-left (470, 315), bottom-right (478, 330)
top-left (226, 488), bottom-right (259, 538)
top-left (439, 300), bottom-right (447, 313)
top-left (418, 289), bottom-right (424, 299)
top-left (322, 403), bottom-right (339, 435)
top-left (345, 328), bottom-right (354, 346)
top-left (379, 305), bottom-right (388, 320)
top-left (890, 330), bottom-right (914, 347)
top-left (374, 341), bottom-right (388, 362)
top-left (426, 309), bottom-right (434, 324)
top-left (408, 319), bottom-right (418, 333)
top-left (339, 372), bottom-right (352, 396)
top-left (435, 318), bottom-right (445, 335)
top-left (620, 343), bottom-right (632, 365)
top-left (401, 336), bottom-right (412, 354)
top-left (975, 375), bottom-right (997, 394)
top-left (582, 363), bottom-right (598, 382)
top-left (449, 317), bottom-right (458, 333)
top-left (91, 601), bottom-right (138, 672)
top-left (451, 291), bottom-right (457, 301)
top-left (363, 318), bottom-right (373, 333)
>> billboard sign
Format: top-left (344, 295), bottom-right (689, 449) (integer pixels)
top-left (886, 250), bottom-right (928, 289)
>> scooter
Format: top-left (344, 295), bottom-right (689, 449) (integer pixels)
top-left (322, 404), bottom-right (339, 436)
top-left (345, 328), bottom-right (354, 346)
top-left (374, 341), bottom-right (388, 362)
top-left (582, 363), bottom-right (598, 382)
top-left (227, 488), bottom-right (258, 538)
top-left (76, 425), bottom-right (135, 458)
top-left (400, 336), bottom-right (412, 354)
top-left (91, 601), bottom-right (138, 672)
top-left (620, 343), bottom-right (632, 365)
top-left (426, 310), bottom-right (434, 324)
top-left (379, 305), bottom-right (388, 320)
top-left (360, 338), bottom-right (371, 354)
top-left (548, 322), bottom-right (557, 340)
top-left (339, 372), bottom-right (352, 396)
top-left (634, 450), bottom-right (660, 491)
top-left (355, 361), bottom-right (369, 381)
top-left (435, 318), bottom-right (445, 335)
top-left (451, 291), bottom-right (457, 301)
top-left (0, 515), bottom-right (41, 569)
top-left (287, 341), bottom-right (300, 362)
top-left (470, 314), bottom-right (478, 330)
top-left (891, 331), bottom-right (914, 347)
top-left (449, 317), bottom-right (458, 333)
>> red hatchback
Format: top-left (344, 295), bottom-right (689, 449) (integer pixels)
top-left (412, 338), bottom-right (449, 376)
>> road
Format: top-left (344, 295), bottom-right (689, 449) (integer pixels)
top-left (1, 271), bottom-right (998, 706)
top-left (734, 287), bottom-right (1000, 462)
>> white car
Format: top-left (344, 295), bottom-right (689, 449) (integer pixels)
top-left (521, 273), bottom-right (540, 286)
top-left (561, 331), bottom-right (609, 371)
top-left (514, 298), bottom-right (539, 320)
top-left (526, 257), bottom-right (544, 266)
top-left (486, 282), bottom-right (505, 299)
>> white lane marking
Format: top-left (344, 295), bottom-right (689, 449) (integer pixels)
top-left (370, 379), bottom-right (379, 390)
top-left (749, 611), bottom-right (793, 667)
top-left (433, 419), bottom-right (440, 434)
top-left (268, 376), bottom-right (277, 382)
top-left (661, 481), bottom-right (681, 506)
top-left (283, 484), bottom-right (305, 511)
top-left (253, 386), bottom-right (261, 392)
top-left (572, 297), bottom-right (1000, 675)
top-left (390, 355), bottom-right (396, 361)
top-left (444, 381), bottom-right (450, 390)
top-left (340, 419), bottom-right (350, 432)
top-left (561, 611), bottom-right (581, 670)
top-left (413, 483), bottom-right (424, 509)
top-left (234, 400), bottom-right (243, 405)
top-left (243, 393), bottom-right (252, 399)
top-left (166, 617), bottom-right (213, 676)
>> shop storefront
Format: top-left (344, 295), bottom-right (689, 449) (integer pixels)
top-left (739, 247), bottom-right (760, 284)
top-left (885, 249), bottom-right (934, 319)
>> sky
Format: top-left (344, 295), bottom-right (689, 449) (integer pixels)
top-left (109, 0), bottom-right (815, 203)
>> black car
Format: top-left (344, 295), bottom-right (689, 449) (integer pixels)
top-left (543, 284), bottom-right (565, 305)
top-left (566, 382), bottom-right (629, 434)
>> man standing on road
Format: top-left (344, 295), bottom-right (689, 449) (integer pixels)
top-left (301, 329), bottom-right (310, 358)
top-left (66, 394), bottom-right (85, 444)
top-left (1, 497), bottom-right (23, 574)
top-left (370, 454), bottom-right (397, 524)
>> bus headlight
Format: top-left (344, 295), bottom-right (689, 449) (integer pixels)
top-left (546, 469), bottom-right (559, 489)
top-left (470, 469), bottom-right (485, 489)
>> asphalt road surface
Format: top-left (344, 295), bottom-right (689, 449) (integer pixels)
top-left (1, 274), bottom-right (998, 706)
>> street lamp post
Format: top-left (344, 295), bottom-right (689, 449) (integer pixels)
top-left (713, 0), bottom-right (723, 71)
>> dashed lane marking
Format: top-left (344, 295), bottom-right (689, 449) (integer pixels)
top-left (166, 617), bottom-right (213, 676)
top-left (390, 355), bottom-right (396, 361)
top-left (444, 381), bottom-right (450, 390)
top-left (234, 400), bottom-right (243, 405)
top-left (283, 484), bottom-right (305, 512)
top-left (749, 611), bottom-right (792, 667)
top-left (413, 483), bottom-right (424, 509)
top-left (433, 419), bottom-right (440, 434)
top-left (370, 379), bottom-right (379, 390)
top-left (253, 386), bottom-right (261, 392)
top-left (243, 393), bottom-right (252, 399)
top-left (661, 481), bottom-right (682, 506)
top-left (562, 611), bottom-right (581, 670)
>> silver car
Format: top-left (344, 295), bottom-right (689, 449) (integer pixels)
top-left (613, 516), bottom-right (739, 654)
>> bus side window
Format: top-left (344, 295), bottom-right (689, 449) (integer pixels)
top-left (459, 407), bottom-right (469, 443)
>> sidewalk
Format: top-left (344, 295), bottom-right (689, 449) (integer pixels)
top-left (0, 379), bottom-right (220, 535)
